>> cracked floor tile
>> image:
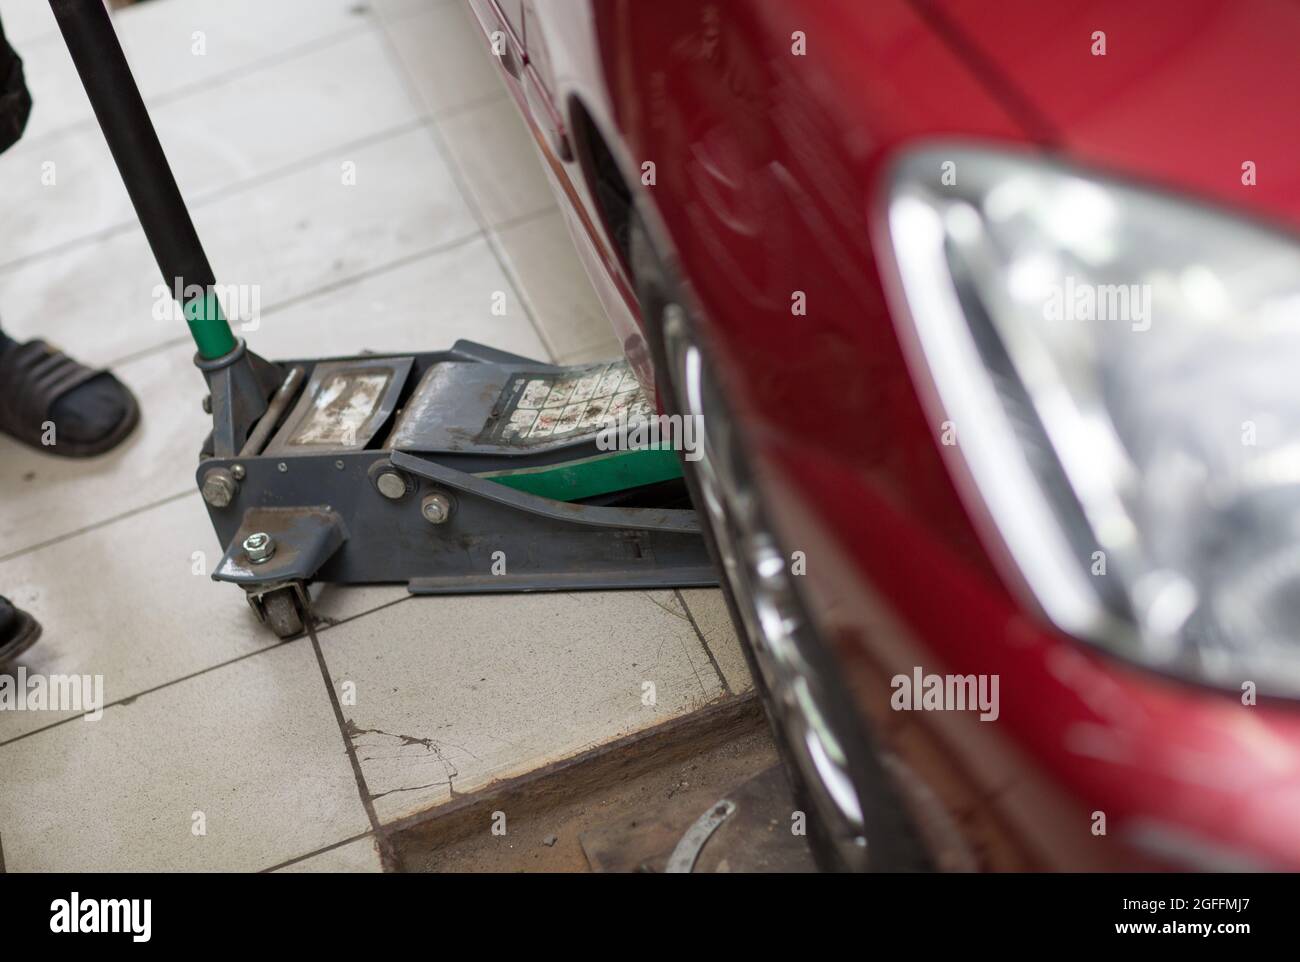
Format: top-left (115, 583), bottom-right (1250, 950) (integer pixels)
top-left (319, 591), bottom-right (727, 823)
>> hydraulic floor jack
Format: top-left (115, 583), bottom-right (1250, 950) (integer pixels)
top-left (50, 0), bottom-right (717, 636)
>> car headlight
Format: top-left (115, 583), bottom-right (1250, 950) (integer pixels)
top-left (882, 145), bottom-right (1300, 695)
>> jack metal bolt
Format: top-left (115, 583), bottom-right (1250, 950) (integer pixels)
top-left (376, 470), bottom-right (408, 500)
top-left (200, 468), bottom-right (238, 508)
top-left (243, 531), bottom-right (276, 564)
top-left (421, 492), bottom-right (452, 524)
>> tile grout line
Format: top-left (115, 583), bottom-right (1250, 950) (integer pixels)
top-left (432, 88), bottom-right (510, 121)
top-left (493, 203), bottom-right (562, 233)
top-left (0, 596), bottom-right (415, 750)
top-left (0, 488), bottom-right (193, 565)
top-left (104, 334), bottom-right (190, 370)
top-left (674, 588), bottom-right (733, 697)
top-left (304, 616), bottom-right (400, 871)
top-left (0, 638), bottom-right (292, 749)
top-left (369, 4), bottom-right (560, 364)
top-left (0, 641), bottom-right (290, 750)
top-left (258, 830), bottom-right (376, 873)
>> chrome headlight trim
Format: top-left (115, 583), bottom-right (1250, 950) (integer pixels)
top-left (880, 144), bottom-right (1300, 694)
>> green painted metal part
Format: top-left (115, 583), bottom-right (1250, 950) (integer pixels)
top-left (480, 446), bottom-right (684, 502)
top-left (184, 290), bottom-right (237, 359)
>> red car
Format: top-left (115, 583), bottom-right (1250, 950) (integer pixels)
top-left (468, 0), bottom-right (1300, 870)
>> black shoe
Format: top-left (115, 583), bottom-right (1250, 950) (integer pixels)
top-left (0, 338), bottom-right (140, 457)
top-left (0, 595), bottom-right (41, 667)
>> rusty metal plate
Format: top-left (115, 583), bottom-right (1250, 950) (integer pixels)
top-left (264, 357), bottom-right (412, 456)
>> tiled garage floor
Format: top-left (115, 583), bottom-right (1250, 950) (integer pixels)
top-left (0, 0), bottom-right (748, 871)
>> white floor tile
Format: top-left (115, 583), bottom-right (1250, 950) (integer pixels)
top-left (0, 493), bottom-right (279, 741)
top-left (493, 210), bottom-right (612, 359)
top-left (15, 0), bottom-right (375, 143)
top-left (0, 29), bottom-right (419, 266)
top-left (382, 0), bottom-right (505, 116)
top-left (0, 0), bottom-right (57, 46)
top-left (117, 0), bottom-right (373, 103)
top-left (248, 236), bottom-right (548, 362)
top-left (0, 640), bottom-right (371, 871)
top-left (438, 97), bottom-right (555, 228)
top-left (319, 591), bottom-right (726, 823)
top-left (188, 125), bottom-right (479, 324)
top-left (0, 341), bottom-right (206, 558)
top-left (0, 126), bottom-right (478, 367)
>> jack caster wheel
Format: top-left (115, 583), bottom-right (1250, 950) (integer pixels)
top-left (260, 586), bottom-right (308, 639)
